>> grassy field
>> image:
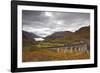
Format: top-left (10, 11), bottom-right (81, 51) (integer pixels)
top-left (22, 38), bottom-right (90, 62)
top-left (22, 48), bottom-right (90, 62)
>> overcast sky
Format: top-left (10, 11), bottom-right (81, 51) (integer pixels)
top-left (22, 10), bottom-right (90, 37)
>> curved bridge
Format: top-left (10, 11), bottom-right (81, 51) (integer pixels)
top-left (48, 43), bottom-right (89, 53)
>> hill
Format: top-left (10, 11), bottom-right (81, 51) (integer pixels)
top-left (44, 26), bottom-right (90, 45)
top-left (45, 31), bottom-right (73, 40)
top-left (22, 30), bottom-right (40, 50)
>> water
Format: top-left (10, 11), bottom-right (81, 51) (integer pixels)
top-left (34, 38), bottom-right (44, 41)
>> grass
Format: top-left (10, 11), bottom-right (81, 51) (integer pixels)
top-left (22, 48), bottom-right (90, 62)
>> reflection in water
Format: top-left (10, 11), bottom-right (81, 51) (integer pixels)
top-left (34, 38), bottom-right (44, 41)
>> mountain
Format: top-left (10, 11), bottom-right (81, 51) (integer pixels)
top-left (44, 26), bottom-right (90, 45)
top-left (74, 26), bottom-right (90, 47)
top-left (22, 30), bottom-right (40, 47)
top-left (45, 26), bottom-right (90, 39)
top-left (23, 30), bottom-right (40, 39)
top-left (74, 26), bottom-right (90, 40)
top-left (76, 26), bottom-right (90, 35)
top-left (45, 31), bottom-right (73, 40)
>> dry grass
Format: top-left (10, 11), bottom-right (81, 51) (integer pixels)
top-left (22, 48), bottom-right (90, 62)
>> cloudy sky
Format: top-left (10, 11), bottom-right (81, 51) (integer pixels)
top-left (22, 10), bottom-right (90, 37)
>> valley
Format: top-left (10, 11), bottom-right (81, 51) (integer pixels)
top-left (22, 26), bottom-right (90, 62)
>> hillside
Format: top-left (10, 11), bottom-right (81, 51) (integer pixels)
top-left (44, 26), bottom-right (90, 44)
top-left (23, 30), bottom-right (40, 39)
top-left (22, 30), bottom-right (40, 50)
top-left (45, 31), bottom-right (73, 40)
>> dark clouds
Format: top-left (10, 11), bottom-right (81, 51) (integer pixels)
top-left (22, 10), bottom-right (90, 37)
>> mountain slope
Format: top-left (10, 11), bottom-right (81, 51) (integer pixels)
top-left (22, 30), bottom-right (40, 48)
top-left (44, 26), bottom-right (90, 44)
top-left (45, 31), bottom-right (73, 40)
top-left (23, 30), bottom-right (40, 39)
top-left (75, 26), bottom-right (90, 39)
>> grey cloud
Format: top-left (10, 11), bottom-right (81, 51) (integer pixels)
top-left (22, 10), bottom-right (90, 37)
